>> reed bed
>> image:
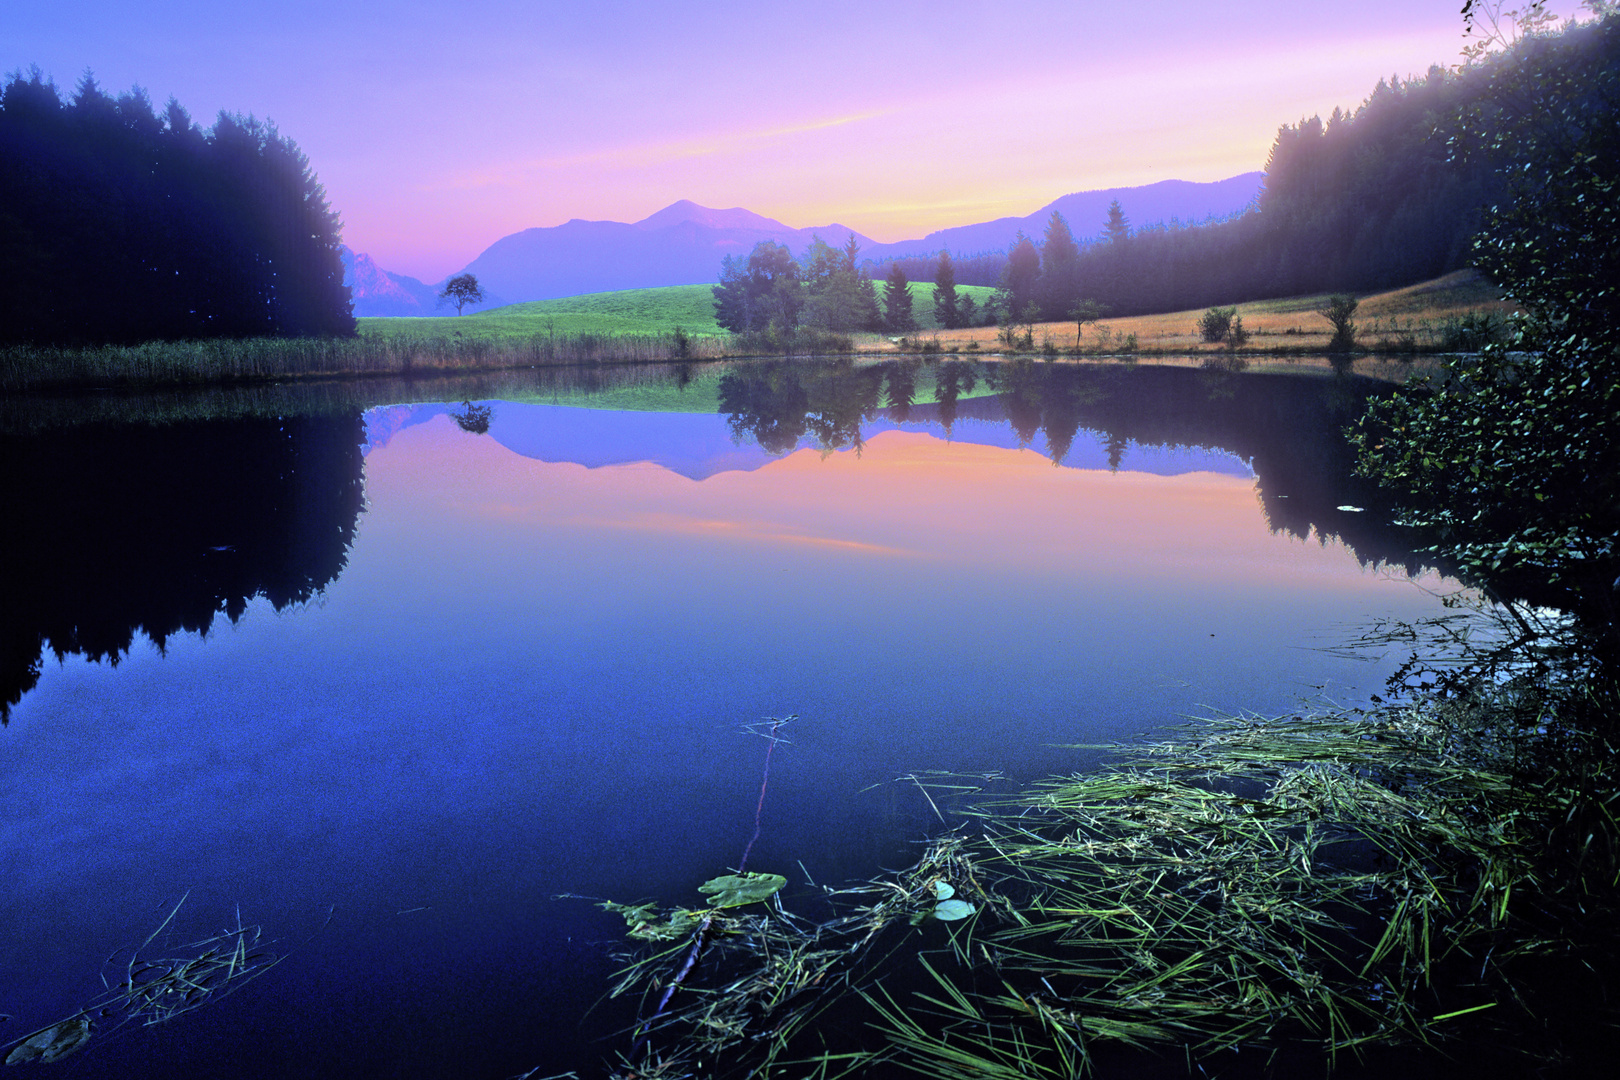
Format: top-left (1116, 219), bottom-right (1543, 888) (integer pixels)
top-left (0, 331), bottom-right (729, 392)
top-left (600, 689), bottom-right (1620, 1078)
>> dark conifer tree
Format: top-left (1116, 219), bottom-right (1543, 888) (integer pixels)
top-left (0, 70), bottom-right (354, 345)
top-left (882, 264), bottom-right (916, 332)
top-left (1036, 211), bottom-right (1081, 321)
top-left (932, 250), bottom-right (960, 328)
top-left (997, 232), bottom-right (1041, 322)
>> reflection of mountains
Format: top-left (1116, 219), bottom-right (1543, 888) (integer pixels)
top-left (1, 415), bottom-right (366, 722)
top-left (717, 359), bottom-right (1437, 577)
top-left (363, 359), bottom-right (1431, 578)
top-left (363, 398), bottom-right (1252, 483)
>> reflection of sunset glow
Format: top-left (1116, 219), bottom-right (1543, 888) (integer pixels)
top-left (369, 416), bottom-right (1423, 597)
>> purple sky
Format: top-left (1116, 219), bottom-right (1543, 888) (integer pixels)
top-left (3, 1), bottom-right (1591, 282)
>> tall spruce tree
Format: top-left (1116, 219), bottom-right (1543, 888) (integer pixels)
top-left (1037, 210), bottom-right (1081, 320)
top-left (997, 232), bottom-right (1041, 324)
top-left (932, 250), bottom-right (960, 329)
top-left (882, 264), bottom-right (916, 332)
top-left (1104, 200), bottom-right (1130, 244)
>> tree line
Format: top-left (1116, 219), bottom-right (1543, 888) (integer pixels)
top-left (0, 69), bottom-right (354, 346)
top-left (712, 232), bottom-right (944, 335)
top-left (768, 18), bottom-right (1614, 329)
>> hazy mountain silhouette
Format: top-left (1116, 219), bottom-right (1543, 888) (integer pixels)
top-left (343, 174), bottom-right (1264, 312)
top-left (339, 247), bottom-right (441, 316)
top-left (886, 174), bottom-right (1264, 258)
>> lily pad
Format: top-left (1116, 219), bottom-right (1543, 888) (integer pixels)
top-left (5, 1015), bottom-right (91, 1065)
top-left (933, 899), bottom-right (977, 922)
top-left (932, 881), bottom-right (956, 901)
top-left (698, 872), bottom-right (787, 908)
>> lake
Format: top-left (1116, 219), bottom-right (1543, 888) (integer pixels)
top-left (1, 358), bottom-right (1453, 1077)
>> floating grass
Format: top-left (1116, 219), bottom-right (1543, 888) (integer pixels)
top-left (2, 894), bottom-right (281, 1066)
top-left (594, 687), bottom-right (1620, 1078)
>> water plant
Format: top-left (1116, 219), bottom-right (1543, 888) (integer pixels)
top-left (2, 894), bottom-right (281, 1066)
top-left (592, 613), bottom-right (1620, 1077)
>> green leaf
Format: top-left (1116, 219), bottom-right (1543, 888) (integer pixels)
top-left (699, 872), bottom-right (787, 908)
top-left (934, 899), bottom-right (977, 921)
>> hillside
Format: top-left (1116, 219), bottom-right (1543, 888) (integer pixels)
top-left (344, 176), bottom-right (1263, 314)
top-left (356, 281), bottom-right (1001, 340)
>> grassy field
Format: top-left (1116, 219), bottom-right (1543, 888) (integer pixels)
top-left (4, 272), bottom-right (1513, 392)
top-left (357, 281), bottom-right (1001, 340)
top-left (874, 269), bottom-right (1516, 357)
top-left (358, 272), bottom-right (1507, 359)
top-left (358, 283), bottom-right (726, 340)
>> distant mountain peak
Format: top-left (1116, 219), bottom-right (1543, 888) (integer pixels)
top-left (635, 200), bottom-right (792, 233)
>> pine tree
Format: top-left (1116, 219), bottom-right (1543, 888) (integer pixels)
top-left (1104, 200), bottom-right (1130, 244)
top-left (1037, 210), bottom-right (1081, 320)
top-left (932, 250), bottom-right (960, 328)
top-left (882, 264), bottom-right (916, 332)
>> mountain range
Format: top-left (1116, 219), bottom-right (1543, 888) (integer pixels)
top-left (343, 172), bottom-right (1264, 317)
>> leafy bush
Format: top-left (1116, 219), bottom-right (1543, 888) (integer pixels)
top-left (1319, 294), bottom-right (1359, 351)
top-left (1199, 306), bottom-right (1236, 343)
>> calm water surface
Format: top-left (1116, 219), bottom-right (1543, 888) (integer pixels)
top-left (1, 361), bottom-right (1451, 1077)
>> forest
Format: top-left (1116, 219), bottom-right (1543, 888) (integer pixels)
top-left (795, 12), bottom-right (1619, 328)
top-left (0, 69), bottom-right (354, 346)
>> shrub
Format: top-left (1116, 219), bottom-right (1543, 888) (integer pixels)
top-left (1199, 306), bottom-right (1237, 343)
top-left (1319, 294), bottom-right (1359, 351)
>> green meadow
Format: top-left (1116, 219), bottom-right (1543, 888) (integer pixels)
top-left (359, 283), bottom-right (726, 339)
top-left (357, 281), bottom-right (1001, 340)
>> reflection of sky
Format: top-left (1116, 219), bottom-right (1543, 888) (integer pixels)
top-left (3, 408), bottom-right (1447, 1078)
top-left (365, 401), bottom-right (1254, 480)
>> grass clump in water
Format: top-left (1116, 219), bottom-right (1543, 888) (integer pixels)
top-left (596, 620), bottom-right (1620, 1078)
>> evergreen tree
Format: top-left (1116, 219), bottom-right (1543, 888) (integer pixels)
top-left (958, 294), bottom-right (980, 328)
top-left (1037, 210), bottom-right (1081, 320)
top-left (1104, 200), bottom-right (1131, 244)
top-left (800, 233), bottom-right (880, 331)
top-left (882, 264), bottom-right (916, 332)
top-left (996, 232), bottom-right (1041, 324)
top-left (0, 69), bottom-right (353, 345)
top-left (932, 250), bottom-right (960, 329)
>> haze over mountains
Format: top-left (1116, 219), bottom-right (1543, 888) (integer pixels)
top-left (344, 173), bottom-right (1263, 317)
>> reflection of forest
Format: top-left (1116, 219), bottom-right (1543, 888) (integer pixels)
top-left (719, 358), bottom-right (1441, 578)
top-left (0, 415), bottom-right (366, 721)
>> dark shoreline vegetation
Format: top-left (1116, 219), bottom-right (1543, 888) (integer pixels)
top-left (0, 313), bottom-right (1499, 394)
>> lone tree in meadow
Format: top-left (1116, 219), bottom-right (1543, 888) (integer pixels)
top-left (439, 273), bottom-right (485, 315)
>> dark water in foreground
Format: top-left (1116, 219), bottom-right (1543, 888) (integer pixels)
top-left (1, 361), bottom-right (1452, 1077)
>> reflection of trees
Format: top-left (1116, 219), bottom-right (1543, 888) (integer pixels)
top-left (717, 358), bottom-right (1443, 577)
top-left (1, 414), bottom-right (366, 722)
top-left (932, 361), bottom-right (977, 437)
top-left (450, 401), bottom-right (494, 434)
top-left (719, 359), bottom-right (886, 456)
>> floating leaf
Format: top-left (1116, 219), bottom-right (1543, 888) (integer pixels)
top-left (932, 881), bottom-right (956, 901)
top-left (699, 872), bottom-right (787, 908)
top-left (933, 899), bottom-right (976, 921)
top-left (5, 1016), bottom-right (91, 1065)
top-left (599, 900), bottom-right (704, 941)
top-left (1336, 505), bottom-right (1366, 512)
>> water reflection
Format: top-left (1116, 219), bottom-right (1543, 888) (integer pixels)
top-left (0, 415), bottom-right (366, 720)
top-left (717, 358), bottom-right (1435, 577)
